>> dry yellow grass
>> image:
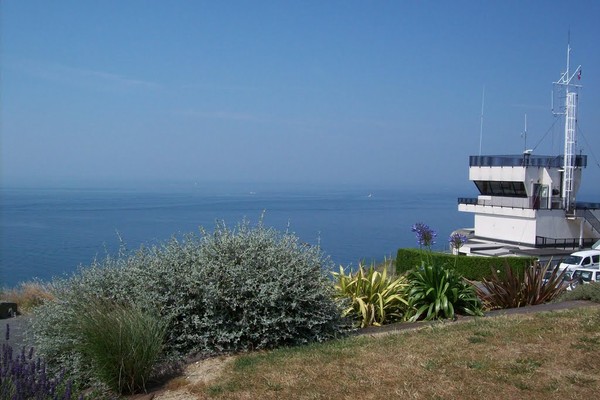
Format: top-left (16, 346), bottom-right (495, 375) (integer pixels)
top-left (1, 281), bottom-right (55, 313)
top-left (181, 306), bottom-right (600, 399)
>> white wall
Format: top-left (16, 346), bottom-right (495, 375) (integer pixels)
top-left (473, 213), bottom-right (537, 244)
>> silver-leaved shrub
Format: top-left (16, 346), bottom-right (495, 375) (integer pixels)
top-left (29, 219), bottom-right (347, 387)
top-left (185, 221), bottom-right (347, 353)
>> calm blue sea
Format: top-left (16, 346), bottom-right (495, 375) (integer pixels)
top-left (0, 184), bottom-right (473, 288)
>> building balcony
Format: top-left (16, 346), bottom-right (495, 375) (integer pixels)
top-left (458, 197), bottom-right (600, 211)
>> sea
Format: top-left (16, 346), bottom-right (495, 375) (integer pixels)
top-left (0, 183), bottom-right (473, 288)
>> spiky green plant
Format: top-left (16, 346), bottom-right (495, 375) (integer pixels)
top-left (406, 263), bottom-right (482, 321)
top-left (476, 261), bottom-right (568, 309)
top-left (332, 263), bottom-right (409, 328)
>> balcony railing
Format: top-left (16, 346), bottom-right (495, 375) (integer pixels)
top-left (535, 236), bottom-right (597, 249)
top-left (458, 197), bottom-right (547, 209)
top-left (458, 197), bottom-right (600, 211)
top-left (458, 197), bottom-right (478, 205)
top-left (469, 154), bottom-right (587, 168)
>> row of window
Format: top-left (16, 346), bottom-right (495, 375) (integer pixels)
top-left (474, 180), bottom-right (528, 198)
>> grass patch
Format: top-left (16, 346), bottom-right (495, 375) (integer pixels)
top-left (199, 306), bottom-right (600, 399)
top-left (509, 357), bottom-right (542, 374)
top-left (571, 336), bottom-right (600, 351)
top-left (466, 360), bottom-right (486, 370)
top-left (468, 329), bottom-right (494, 343)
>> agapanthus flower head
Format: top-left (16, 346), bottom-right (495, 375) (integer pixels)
top-left (411, 222), bottom-right (436, 247)
top-left (449, 232), bottom-right (468, 250)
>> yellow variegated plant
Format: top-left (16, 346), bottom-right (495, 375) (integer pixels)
top-left (332, 263), bottom-right (409, 328)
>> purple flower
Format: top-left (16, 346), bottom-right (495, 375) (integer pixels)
top-left (412, 223), bottom-right (436, 248)
top-left (0, 339), bottom-right (82, 399)
top-left (449, 233), bottom-right (468, 250)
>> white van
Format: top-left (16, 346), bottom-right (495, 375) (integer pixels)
top-left (557, 250), bottom-right (600, 278)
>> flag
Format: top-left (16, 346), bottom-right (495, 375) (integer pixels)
top-left (578, 69), bottom-right (582, 80)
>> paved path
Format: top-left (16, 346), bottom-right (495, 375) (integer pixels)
top-left (359, 300), bottom-right (600, 336)
top-left (1, 315), bottom-right (34, 350)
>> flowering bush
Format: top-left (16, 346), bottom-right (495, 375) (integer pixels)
top-left (411, 223), bottom-right (436, 248)
top-left (448, 232), bottom-right (468, 252)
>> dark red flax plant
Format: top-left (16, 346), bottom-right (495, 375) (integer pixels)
top-left (475, 261), bottom-right (568, 309)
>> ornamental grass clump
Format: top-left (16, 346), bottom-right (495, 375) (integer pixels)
top-left (71, 299), bottom-right (167, 395)
top-left (1, 325), bottom-right (82, 400)
top-left (332, 263), bottom-right (409, 328)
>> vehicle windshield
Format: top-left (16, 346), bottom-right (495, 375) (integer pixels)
top-left (562, 255), bottom-right (583, 265)
top-left (572, 270), bottom-right (593, 282)
top-left (545, 269), bottom-right (570, 282)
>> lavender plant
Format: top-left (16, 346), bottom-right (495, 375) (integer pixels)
top-left (1, 324), bottom-right (82, 400)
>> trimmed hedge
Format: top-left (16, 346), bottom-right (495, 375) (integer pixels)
top-left (395, 248), bottom-right (535, 280)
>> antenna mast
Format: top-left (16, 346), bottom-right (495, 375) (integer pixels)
top-left (553, 42), bottom-right (582, 213)
top-left (522, 114), bottom-right (528, 152)
top-left (479, 86), bottom-right (485, 156)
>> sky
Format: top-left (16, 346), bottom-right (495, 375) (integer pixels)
top-left (1, 1), bottom-right (600, 196)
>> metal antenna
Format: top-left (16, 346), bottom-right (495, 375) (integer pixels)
top-left (553, 38), bottom-right (582, 212)
top-left (479, 86), bottom-right (485, 156)
top-left (522, 114), bottom-right (527, 152)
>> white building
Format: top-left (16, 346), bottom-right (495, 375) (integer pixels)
top-left (457, 45), bottom-right (600, 260)
top-left (458, 154), bottom-right (600, 254)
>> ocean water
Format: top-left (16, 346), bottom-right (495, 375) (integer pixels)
top-left (0, 184), bottom-right (472, 287)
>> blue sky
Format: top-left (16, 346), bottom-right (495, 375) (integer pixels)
top-left (2, 1), bottom-right (600, 196)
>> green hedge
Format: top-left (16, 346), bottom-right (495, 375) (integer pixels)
top-left (395, 248), bottom-right (535, 280)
